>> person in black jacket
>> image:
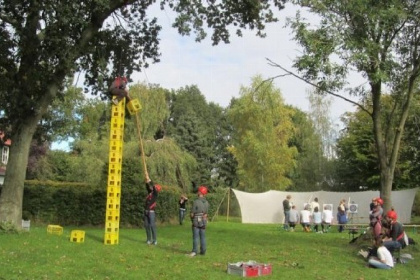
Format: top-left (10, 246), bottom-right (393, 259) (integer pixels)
top-left (179, 194), bottom-right (188, 225)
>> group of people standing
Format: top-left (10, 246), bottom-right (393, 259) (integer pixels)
top-left (282, 196), bottom-right (333, 233)
top-left (143, 174), bottom-right (210, 257)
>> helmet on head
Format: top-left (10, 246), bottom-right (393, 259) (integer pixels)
top-left (375, 197), bottom-right (384, 205)
top-left (386, 210), bottom-right (397, 220)
top-left (198, 185), bottom-right (208, 195)
top-left (154, 184), bottom-right (162, 192)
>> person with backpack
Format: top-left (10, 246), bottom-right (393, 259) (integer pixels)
top-left (109, 76), bottom-right (132, 105)
top-left (189, 185), bottom-right (210, 257)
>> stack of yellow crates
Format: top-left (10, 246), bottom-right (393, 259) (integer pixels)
top-left (104, 100), bottom-right (125, 245)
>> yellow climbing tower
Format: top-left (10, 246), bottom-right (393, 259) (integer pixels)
top-left (104, 97), bottom-right (142, 245)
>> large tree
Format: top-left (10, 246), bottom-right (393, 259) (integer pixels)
top-left (228, 75), bottom-right (297, 191)
top-left (0, 0), bottom-right (287, 227)
top-left (271, 0), bottom-right (420, 210)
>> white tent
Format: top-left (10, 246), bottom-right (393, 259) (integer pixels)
top-left (232, 188), bottom-right (418, 224)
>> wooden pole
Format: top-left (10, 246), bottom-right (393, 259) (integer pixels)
top-left (135, 113), bottom-right (148, 177)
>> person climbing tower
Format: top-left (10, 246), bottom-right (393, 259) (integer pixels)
top-left (109, 76), bottom-right (131, 105)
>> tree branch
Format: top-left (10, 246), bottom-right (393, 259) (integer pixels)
top-left (0, 13), bottom-right (19, 27)
top-left (265, 58), bottom-right (371, 115)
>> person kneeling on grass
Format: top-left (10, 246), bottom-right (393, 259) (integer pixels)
top-left (367, 236), bottom-right (394, 269)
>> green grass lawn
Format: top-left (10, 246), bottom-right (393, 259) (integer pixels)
top-left (1, 221), bottom-right (419, 280)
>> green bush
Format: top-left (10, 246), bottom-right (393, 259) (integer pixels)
top-left (20, 180), bottom-right (229, 227)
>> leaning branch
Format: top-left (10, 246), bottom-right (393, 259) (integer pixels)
top-left (265, 58), bottom-right (370, 115)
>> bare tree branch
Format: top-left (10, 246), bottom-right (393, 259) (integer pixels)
top-left (265, 58), bottom-right (371, 116)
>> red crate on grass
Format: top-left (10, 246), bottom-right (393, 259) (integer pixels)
top-left (258, 264), bottom-right (272, 276)
top-left (227, 262), bottom-right (259, 277)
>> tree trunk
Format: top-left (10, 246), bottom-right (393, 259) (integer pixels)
top-left (0, 117), bottom-right (41, 228)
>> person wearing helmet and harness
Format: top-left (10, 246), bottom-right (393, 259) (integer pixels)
top-left (369, 197), bottom-right (384, 238)
top-left (189, 186), bottom-right (210, 257)
top-left (383, 210), bottom-right (406, 253)
top-left (109, 76), bottom-right (132, 106)
top-left (144, 173), bottom-right (161, 245)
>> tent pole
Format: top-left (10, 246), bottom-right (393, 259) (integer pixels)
top-left (227, 188), bottom-right (230, 222)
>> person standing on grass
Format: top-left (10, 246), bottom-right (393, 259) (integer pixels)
top-left (367, 236), bottom-right (394, 269)
top-left (337, 199), bottom-right (348, 233)
top-left (144, 173), bottom-right (161, 245)
top-left (369, 197), bottom-right (384, 238)
top-left (321, 204), bottom-right (333, 233)
top-left (288, 205), bottom-right (300, 232)
top-left (179, 194), bottom-right (188, 225)
top-left (282, 195), bottom-right (292, 231)
top-left (310, 197), bottom-right (320, 215)
top-left (189, 186), bottom-right (210, 257)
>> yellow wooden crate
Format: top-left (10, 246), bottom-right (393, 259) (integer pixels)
top-left (47, 225), bottom-right (63, 235)
top-left (70, 230), bottom-right (85, 243)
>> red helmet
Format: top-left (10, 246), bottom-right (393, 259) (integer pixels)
top-left (386, 210), bottom-right (397, 220)
top-left (198, 186), bottom-right (208, 195)
top-left (375, 197), bottom-right (384, 205)
top-left (154, 184), bottom-right (162, 192)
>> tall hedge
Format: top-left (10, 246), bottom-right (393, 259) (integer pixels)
top-left (18, 181), bottom-right (229, 227)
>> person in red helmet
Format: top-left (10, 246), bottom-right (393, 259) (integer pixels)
top-left (369, 197), bottom-right (384, 238)
top-left (189, 185), bottom-right (210, 257)
top-left (383, 210), bottom-right (406, 253)
top-left (144, 173), bottom-right (161, 245)
top-left (109, 76), bottom-right (132, 106)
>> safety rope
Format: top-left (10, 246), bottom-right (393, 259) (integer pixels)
top-left (134, 112), bottom-right (148, 178)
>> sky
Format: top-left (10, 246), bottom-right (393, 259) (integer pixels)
top-left (132, 3), bottom-right (360, 125)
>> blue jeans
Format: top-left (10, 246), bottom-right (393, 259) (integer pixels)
top-left (144, 211), bottom-right (157, 242)
top-left (192, 226), bottom-right (206, 255)
top-left (284, 211), bottom-right (290, 229)
top-left (383, 240), bottom-right (402, 253)
top-left (368, 258), bottom-right (392, 269)
top-left (179, 208), bottom-right (186, 225)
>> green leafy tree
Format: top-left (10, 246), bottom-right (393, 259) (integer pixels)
top-left (288, 106), bottom-right (325, 191)
top-left (336, 95), bottom-right (420, 191)
top-left (166, 86), bottom-right (221, 186)
top-left (0, 0), bottom-right (287, 227)
top-left (274, 0), bottom-right (420, 210)
top-left (228, 75), bottom-right (297, 192)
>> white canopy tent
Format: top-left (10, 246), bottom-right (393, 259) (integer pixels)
top-left (232, 188), bottom-right (418, 224)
